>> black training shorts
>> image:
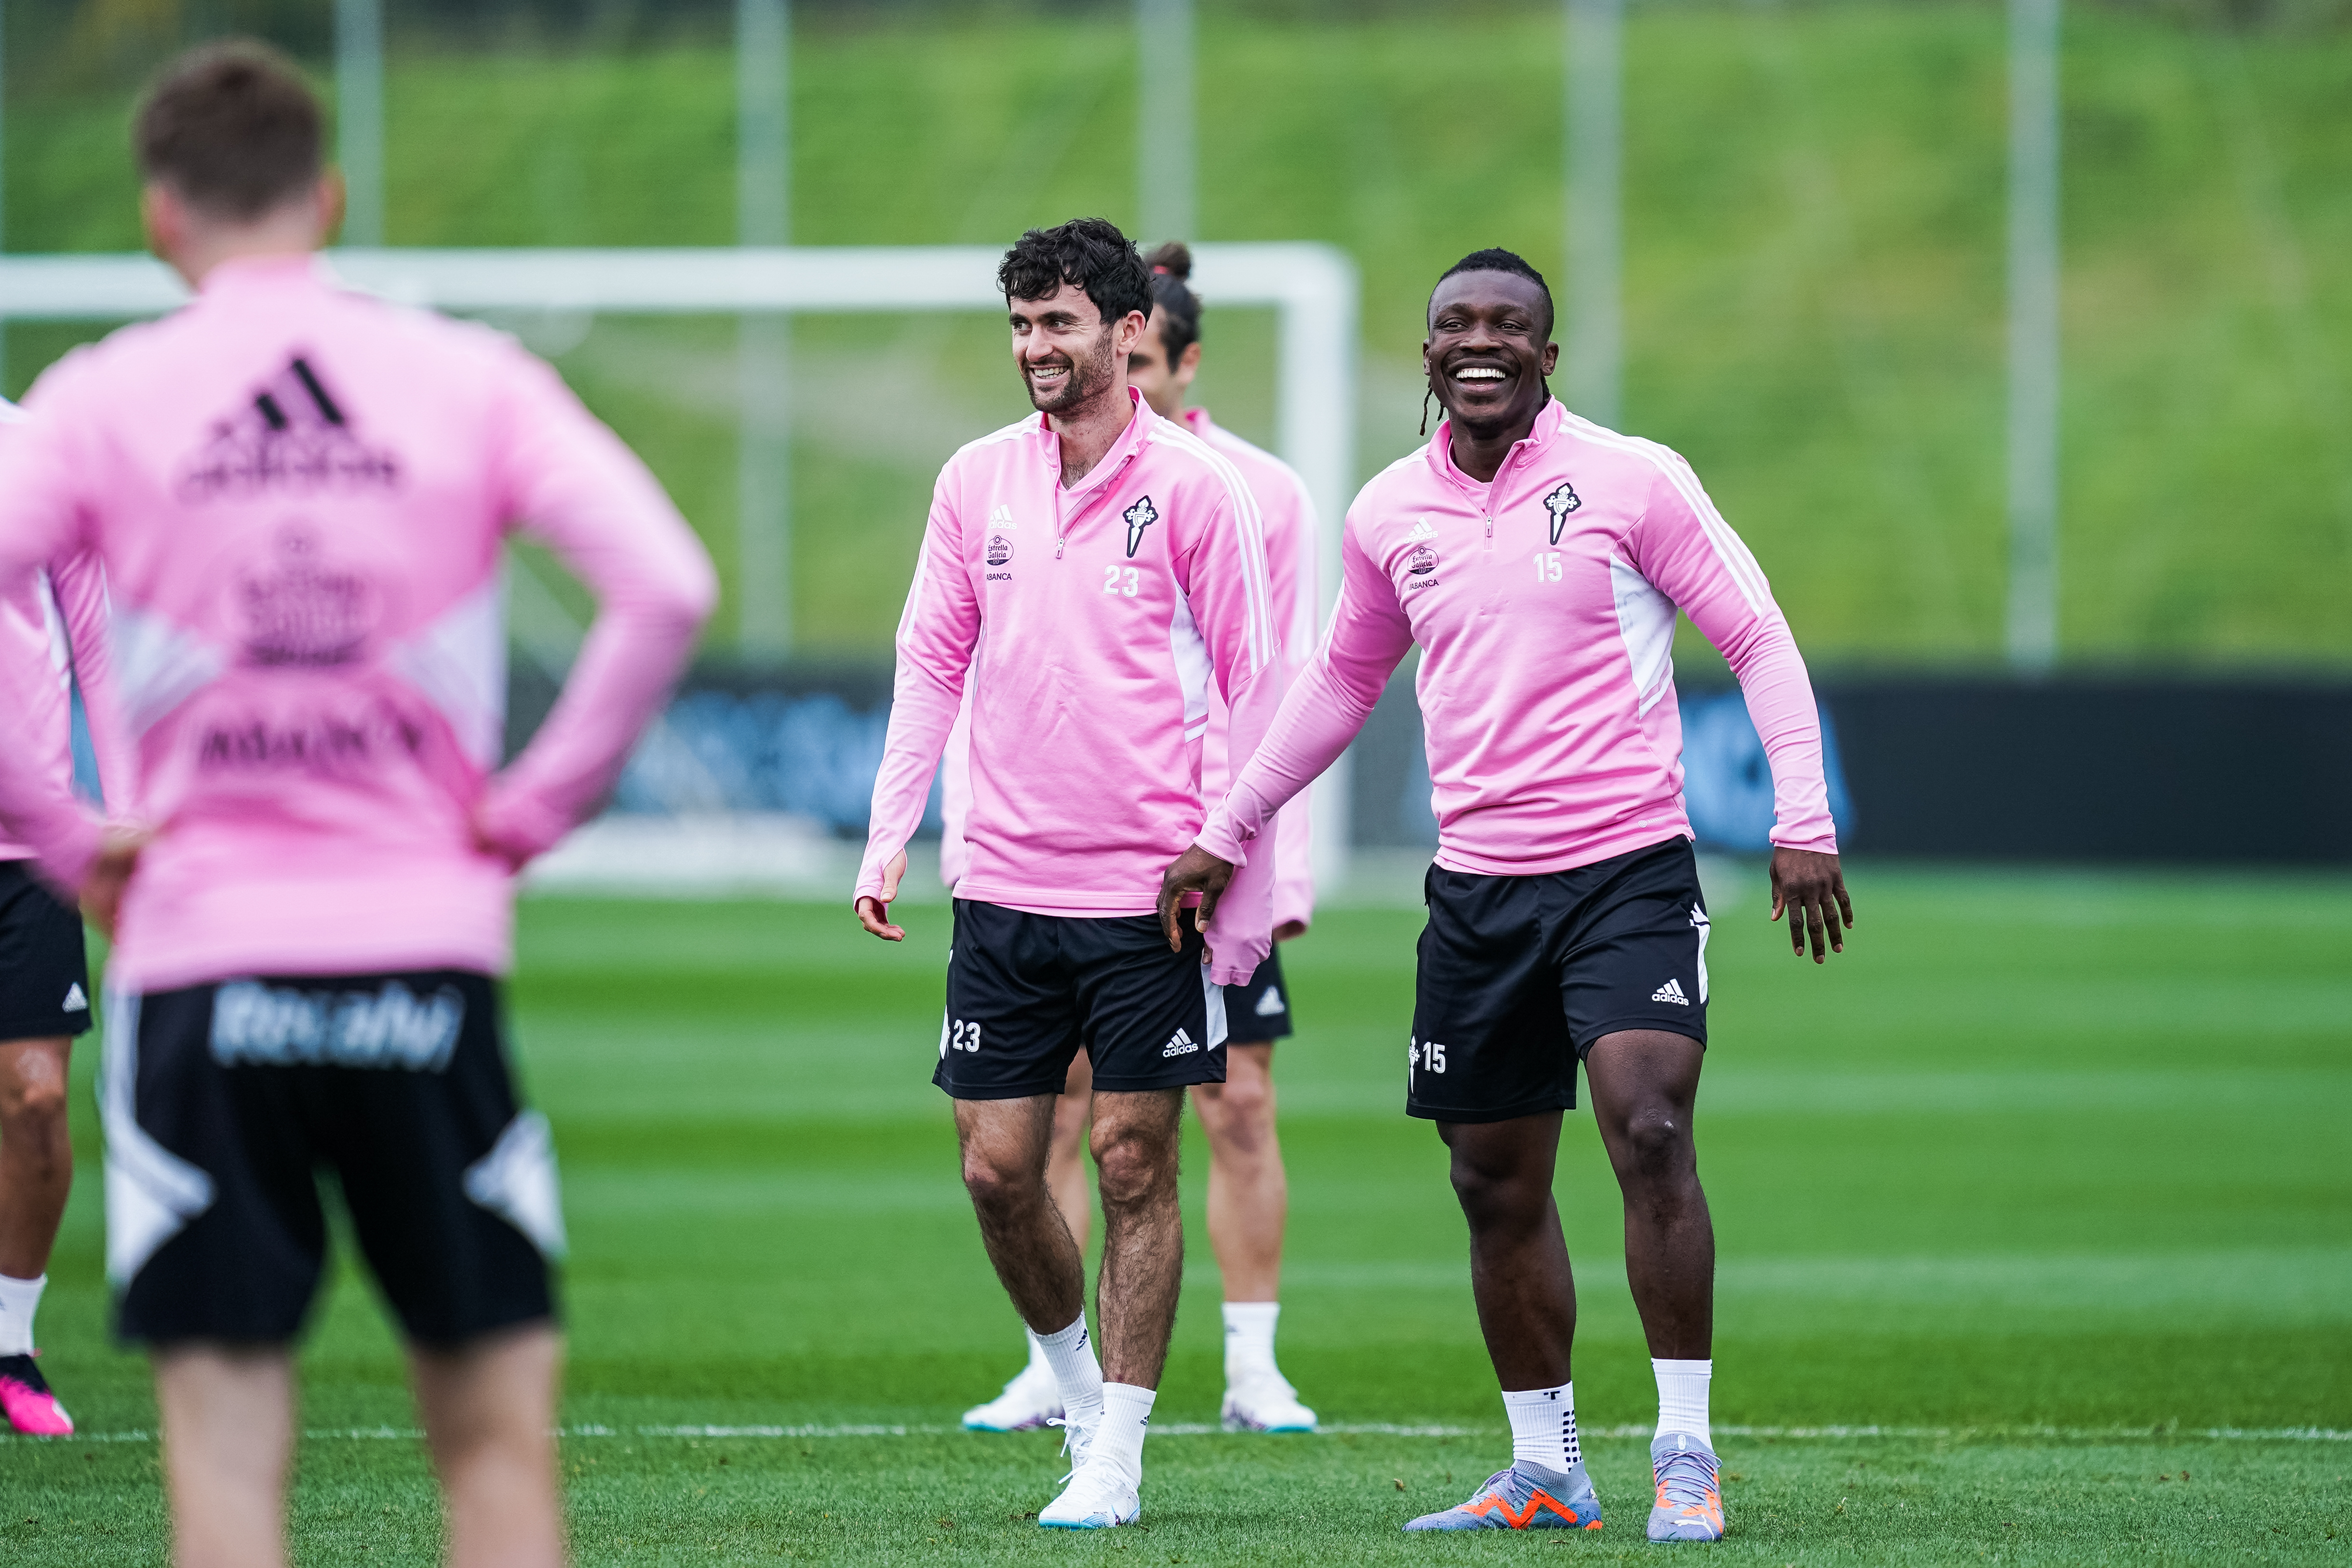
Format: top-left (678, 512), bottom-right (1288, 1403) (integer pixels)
top-left (937, 899), bottom-right (1228, 1099)
top-left (1408, 836), bottom-right (1710, 1123)
top-left (0, 862), bottom-right (91, 1042)
top-left (1221, 945), bottom-right (1294, 1044)
top-left (105, 970), bottom-right (560, 1348)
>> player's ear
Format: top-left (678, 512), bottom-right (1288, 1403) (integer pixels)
top-left (1540, 340), bottom-right (1560, 376)
top-left (1178, 341), bottom-right (1202, 378)
top-left (1116, 308), bottom-right (1149, 355)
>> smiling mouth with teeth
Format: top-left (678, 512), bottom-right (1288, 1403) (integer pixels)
top-left (1452, 366), bottom-right (1510, 383)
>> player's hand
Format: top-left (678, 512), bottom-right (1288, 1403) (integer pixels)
top-left (1156, 844), bottom-right (1236, 952)
top-left (1274, 920), bottom-right (1307, 943)
top-left (81, 824), bottom-right (153, 940)
top-left (855, 850), bottom-right (909, 941)
top-left (1770, 847), bottom-right (1853, 964)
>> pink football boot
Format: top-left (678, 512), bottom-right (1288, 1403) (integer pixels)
top-left (0, 1354), bottom-right (73, 1435)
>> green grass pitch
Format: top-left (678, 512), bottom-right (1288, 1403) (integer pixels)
top-left (1, 864), bottom-right (2345, 1563)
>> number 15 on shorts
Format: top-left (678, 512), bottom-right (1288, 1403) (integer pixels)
top-left (1409, 1035), bottom-right (1446, 1080)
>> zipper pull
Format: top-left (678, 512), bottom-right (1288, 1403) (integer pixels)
top-left (1484, 515), bottom-right (1493, 539)
top-left (1055, 534), bottom-right (1065, 559)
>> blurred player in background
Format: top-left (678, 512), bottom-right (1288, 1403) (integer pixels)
top-left (857, 218), bottom-right (1284, 1529)
top-left (1160, 248), bottom-right (1853, 1543)
top-left (960, 241), bottom-right (1320, 1438)
top-left (0, 44), bottom-right (715, 1568)
top-left (0, 396), bottom-right (123, 1437)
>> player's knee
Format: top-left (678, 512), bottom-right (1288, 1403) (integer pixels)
top-left (1446, 1151), bottom-right (1540, 1226)
top-left (0, 1065), bottom-right (67, 1128)
top-left (1611, 1105), bottom-right (1692, 1181)
top-left (959, 1150), bottom-right (1037, 1219)
top-left (1089, 1130), bottom-right (1174, 1210)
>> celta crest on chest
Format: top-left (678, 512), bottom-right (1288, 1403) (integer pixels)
top-left (1543, 481), bottom-right (1582, 546)
top-left (1123, 496), bottom-right (1160, 559)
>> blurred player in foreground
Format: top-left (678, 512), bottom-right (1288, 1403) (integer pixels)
top-left (0, 44), bottom-right (715, 1567)
top-left (0, 396), bottom-right (122, 1436)
top-left (1159, 248), bottom-right (1852, 1543)
top-left (857, 218), bottom-right (1284, 1528)
top-left (961, 241), bottom-right (1320, 1437)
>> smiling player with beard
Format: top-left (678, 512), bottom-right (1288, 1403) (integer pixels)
top-left (1158, 248), bottom-right (1853, 1542)
top-left (856, 218), bottom-right (1284, 1530)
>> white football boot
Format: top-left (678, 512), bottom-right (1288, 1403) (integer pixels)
top-left (1220, 1370), bottom-right (1317, 1433)
top-left (961, 1360), bottom-right (1063, 1432)
top-left (1037, 1457), bottom-right (1141, 1529)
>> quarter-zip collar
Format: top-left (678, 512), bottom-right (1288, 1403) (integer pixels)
top-left (1424, 395), bottom-right (1570, 500)
top-left (1040, 386), bottom-right (1158, 557)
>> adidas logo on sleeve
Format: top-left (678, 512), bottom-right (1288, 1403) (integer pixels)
top-left (1650, 978), bottom-right (1691, 1006)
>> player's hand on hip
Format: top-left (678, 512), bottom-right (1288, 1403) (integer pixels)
top-left (1769, 846), bottom-right (1853, 964)
top-left (81, 824), bottom-right (153, 940)
top-left (855, 850), bottom-right (909, 942)
top-left (1157, 844), bottom-right (1236, 952)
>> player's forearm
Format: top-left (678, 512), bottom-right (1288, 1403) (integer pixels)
top-left (1198, 654), bottom-right (1372, 867)
top-left (1721, 614), bottom-right (1839, 853)
top-left (480, 587), bottom-right (712, 860)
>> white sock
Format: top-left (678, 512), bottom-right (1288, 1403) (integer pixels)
top-left (1021, 1327), bottom-right (1052, 1380)
top-left (1034, 1312), bottom-right (1103, 1429)
top-left (1222, 1300), bottom-right (1280, 1386)
top-left (0, 1273), bottom-right (44, 1357)
top-left (1502, 1382), bottom-right (1581, 1473)
top-left (1092, 1382), bottom-right (1156, 1485)
top-left (1653, 1357), bottom-right (1712, 1444)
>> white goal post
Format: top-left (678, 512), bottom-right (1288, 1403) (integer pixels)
top-left (0, 242), bottom-right (1360, 886)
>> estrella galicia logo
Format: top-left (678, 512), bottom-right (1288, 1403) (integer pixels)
top-left (985, 535), bottom-right (1014, 567)
top-left (1123, 495), bottom-right (1160, 559)
top-left (176, 354), bottom-right (401, 504)
top-left (1543, 480), bottom-right (1582, 545)
top-left (1406, 545), bottom-right (1439, 576)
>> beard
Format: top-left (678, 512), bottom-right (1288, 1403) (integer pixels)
top-left (1023, 324), bottom-right (1118, 415)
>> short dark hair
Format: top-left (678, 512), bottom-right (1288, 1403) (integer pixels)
top-left (1144, 241), bottom-right (1203, 364)
top-left (1429, 247), bottom-right (1555, 335)
top-left (998, 218), bottom-right (1153, 327)
top-left (134, 41), bottom-right (323, 220)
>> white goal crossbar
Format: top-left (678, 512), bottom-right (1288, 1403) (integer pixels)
top-left (0, 242), bottom-right (1360, 885)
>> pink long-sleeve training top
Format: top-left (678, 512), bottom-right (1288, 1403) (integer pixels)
top-left (858, 388), bottom-right (1285, 985)
top-left (1198, 398), bottom-right (1837, 879)
top-left (1184, 408), bottom-right (1318, 935)
top-left (0, 255), bottom-right (717, 993)
top-left (0, 399), bottom-right (128, 861)
top-left (936, 403), bottom-right (1319, 936)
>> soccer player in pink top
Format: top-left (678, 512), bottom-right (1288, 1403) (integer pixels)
top-left (0, 397), bottom-right (124, 1437)
top-left (960, 240), bottom-right (1320, 1439)
top-left (1160, 249), bottom-right (1854, 1544)
top-left (0, 44), bottom-right (715, 1568)
top-left (855, 218), bottom-right (1284, 1529)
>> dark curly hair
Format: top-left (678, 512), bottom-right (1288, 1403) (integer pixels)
top-left (1144, 240), bottom-right (1203, 365)
top-left (998, 218), bottom-right (1153, 327)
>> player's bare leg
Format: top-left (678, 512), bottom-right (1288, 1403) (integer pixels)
top-left (1586, 1028), bottom-right (1723, 1541)
top-left (1437, 1111), bottom-right (1576, 1391)
top-left (0, 1037), bottom-right (75, 1434)
top-left (1585, 1030), bottom-right (1712, 1357)
top-left (153, 1343), bottom-right (296, 1568)
top-left (1047, 1055), bottom-right (1093, 1253)
top-left (954, 1094), bottom-right (1087, 1332)
top-left (410, 1323), bottom-right (565, 1568)
top-left (0, 1038), bottom-right (73, 1281)
top-left (1191, 1042), bottom-right (1314, 1429)
top-left (1191, 1044), bottom-right (1282, 1300)
top-left (965, 1058), bottom-right (1092, 1431)
top-left (1086, 1087), bottom-right (1185, 1389)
